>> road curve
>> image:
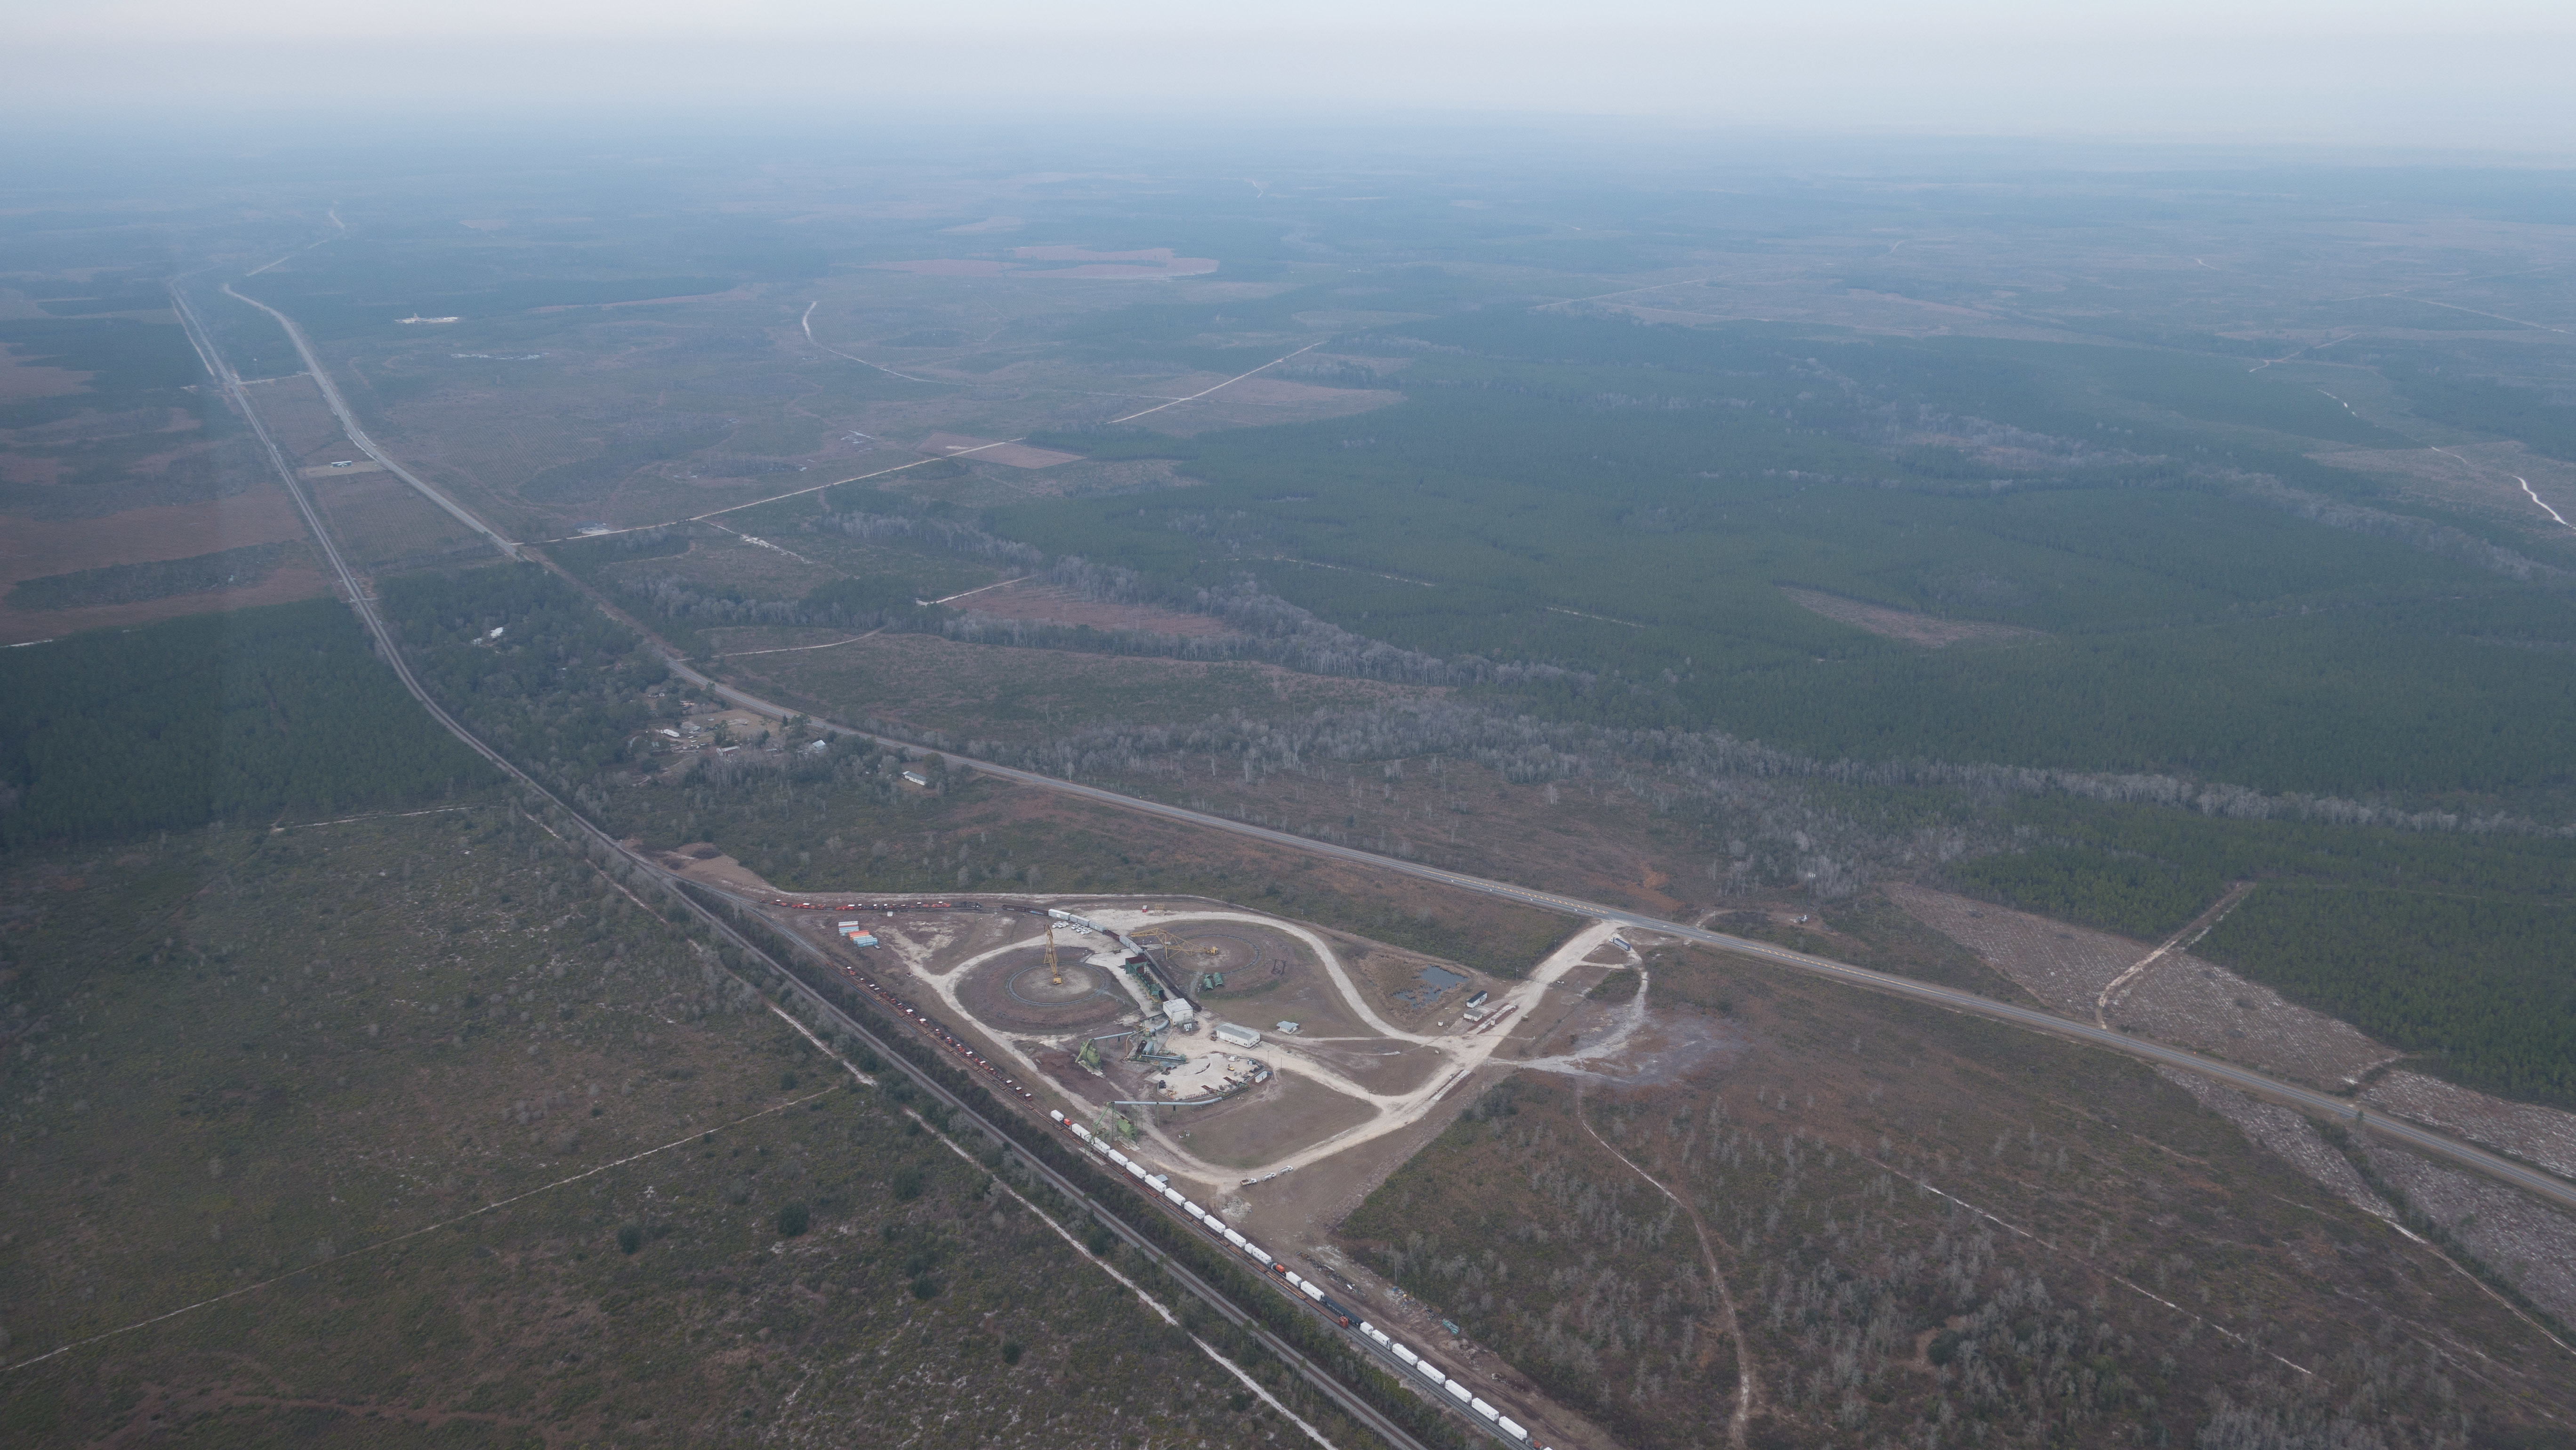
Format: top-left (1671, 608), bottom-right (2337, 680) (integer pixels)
top-left (206, 280), bottom-right (2576, 1223)
top-left (177, 286), bottom-right (1448, 1450)
top-left (661, 661), bottom-right (2576, 1218)
top-left (217, 283), bottom-right (524, 560)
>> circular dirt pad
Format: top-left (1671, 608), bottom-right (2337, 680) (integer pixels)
top-left (1157, 930), bottom-right (1267, 983)
top-left (959, 947), bottom-right (1131, 1034)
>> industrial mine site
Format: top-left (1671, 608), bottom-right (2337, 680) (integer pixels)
top-left (765, 892), bottom-right (1649, 1212)
top-left (739, 887), bottom-right (1691, 1442)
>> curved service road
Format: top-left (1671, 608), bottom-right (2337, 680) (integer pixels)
top-left (207, 281), bottom-right (2576, 1223)
top-left (660, 661), bottom-right (2576, 1218)
top-left (220, 284), bottom-right (525, 559)
top-left (176, 283), bottom-right (1445, 1450)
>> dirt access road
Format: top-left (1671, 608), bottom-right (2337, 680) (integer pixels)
top-left (225, 280), bottom-right (2576, 1222)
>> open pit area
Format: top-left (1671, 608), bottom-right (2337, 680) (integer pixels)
top-left (752, 890), bottom-right (1626, 1236)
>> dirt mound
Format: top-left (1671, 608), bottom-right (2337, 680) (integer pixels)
top-left (958, 947), bottom-right (1131, 1034)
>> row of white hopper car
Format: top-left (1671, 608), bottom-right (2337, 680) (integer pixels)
top-left (1052, 1110), bottom-right (1539, 1446)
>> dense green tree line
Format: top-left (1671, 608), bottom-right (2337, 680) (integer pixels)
top-left (378, 565), bottom-right (670, 788)
top-left (1946, 846), bottom-right (2225, 939)
top-left (2198, 886), bottom-right (2576, 1107)
top-left (8, 542), bottom-right (297, 611)
top-left (997, 377), bottom-right (2573, 798)
top-left (2384, 362), bottom-right (2576, 464)
top-left (0, 598), bottom-right (489, 846)
top-left (1944, 802), bottom-right (2576, 1106)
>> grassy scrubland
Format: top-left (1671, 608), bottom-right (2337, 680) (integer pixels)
top-left (0, 812), bottom-right (1394, 1447)
top-left (1342, 947), bottom-right (2576, 1450)
top-left (395, 539), bottom-right (2576, 1110)
top-left (384, 561), bottom-right (1572, 978)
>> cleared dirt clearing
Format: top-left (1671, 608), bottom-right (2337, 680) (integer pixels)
top-left (1890, 883), bottom-right (2396, 1088)
top-left (1779, 586), bottom-right (2045, 648)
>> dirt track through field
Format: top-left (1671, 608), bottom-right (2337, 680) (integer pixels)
top-left (1578, 1052), bottom-right (1755, 1447)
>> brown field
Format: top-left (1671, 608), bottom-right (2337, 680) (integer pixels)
top-left (869, 259), bottom-right (1018, 276)
top-left (0, 341), bottom-right (89, 400)
top-left (1036, 262), bottom-right (1220, 279)
top-left (731, 630), bottom-right (1423, 747)
top-left (952, 580), bottom-right (1232, 636)
top-left (2362, 1070), bottom-right (2576, 1181)
top-left (605, 533), bottom-right (845, 600)
top-left (0, 482), bottom-right (326, 642)
top-left (1013, 245), bottom-right (1212, 267)
top-left (865, 251), bottom-right (1219, 282)
top-left (1174, 1073), bottom-right (1375, 1170)
top-left (914, 431), bottom-right (1085, 469)
top-left (1318, 942), bottom-right (2576, 1450)
top-left (0, 565), bottom-right (330, 644)
top-left (1133, 375), bottom-right (1402, 436)
top-left (0, 486), bottom-right (308, 587)
top-left (1779, 584), bottom-right (2047, 647)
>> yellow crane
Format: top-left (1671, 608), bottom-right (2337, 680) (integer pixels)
top-left (1132, 926), bottom-right (1219, 960)
top-left (1044, 920), bottom-right (1062, 986)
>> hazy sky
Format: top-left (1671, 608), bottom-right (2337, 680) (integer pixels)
top-left (10, 0), bottom-right (2575, 151)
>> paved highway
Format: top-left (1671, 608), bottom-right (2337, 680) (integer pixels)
top-left (219, 283), bottom-right (525, 559)
top-left (177, 284), bottom-right (1453, 1450)
top-left (658, 659), bottom-right (2576, 1218)
top-left (206, 279), bottom-right (2576, 1224)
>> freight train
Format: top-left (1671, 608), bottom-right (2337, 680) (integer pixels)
top-left (823, 955), bottom-right (1033, 1101)
top-left (803, 898), bottom-right (1532, 1446)
top-left (1047, 1109), bottom-right (1540, 1446)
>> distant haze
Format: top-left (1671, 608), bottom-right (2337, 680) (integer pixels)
top-left (7, 0), bottom-right (2575, 152)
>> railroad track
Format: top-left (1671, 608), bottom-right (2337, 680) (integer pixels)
top-left (175, 281), bottom-right (1455, 1450)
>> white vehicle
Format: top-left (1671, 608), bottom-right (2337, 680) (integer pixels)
top-left (1444, 1381), bottom-right (1473, 1405)
top-left (1392, 1345), bottom-right (1420, 1367)
top-left (1497, 1416), bottom-right (1530, 1441)
top-left (1472, 1398), bottom-right (1500, 1421)
top-left (1298, 1281), bottom-right (1325, 1302)
top-left (1222, 1228), bottom-right (1247, 1248)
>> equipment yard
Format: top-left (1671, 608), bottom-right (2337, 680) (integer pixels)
top-left (732, 886), bottom-right (1678, 1443)
top-left (759, 892), bottom-right (1628, 1189)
